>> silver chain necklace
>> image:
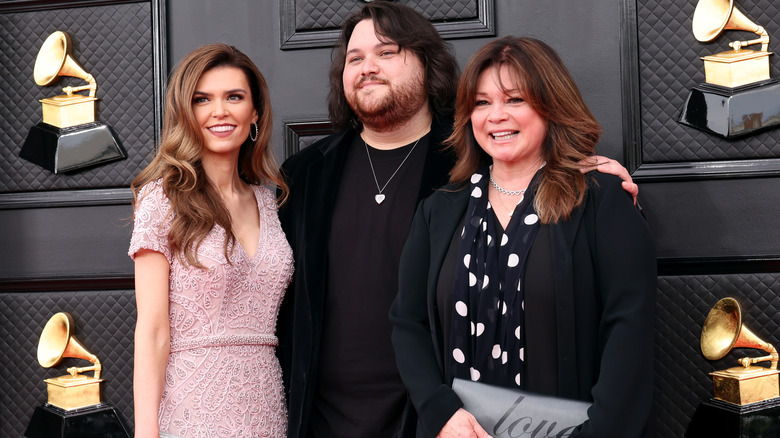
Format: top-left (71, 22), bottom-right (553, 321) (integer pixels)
top-left (489, 174), bottom-right (527, 196)
top-left (489, 162), bottom-right (546, 196)
top-left (364, 137), bottom-right (421, 204)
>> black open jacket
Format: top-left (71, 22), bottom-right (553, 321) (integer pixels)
top-left (276, 117), bottom-right (455, 438)
top-left (390, 173), bottom-right (657, 438)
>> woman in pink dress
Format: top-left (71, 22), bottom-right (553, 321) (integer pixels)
top-left (128, 44), bottom-right (293, 438)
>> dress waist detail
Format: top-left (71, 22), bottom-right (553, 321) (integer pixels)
top-left (169, 333), bottom-right (278, 353)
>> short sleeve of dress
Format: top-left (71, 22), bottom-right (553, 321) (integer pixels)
top-left (128, 180), bottom-right (173, 264)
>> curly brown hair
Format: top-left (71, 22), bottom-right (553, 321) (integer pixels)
top-left (328, 1), bottom-right (459, 130)
top-left (131, 43), bottom-right (287, 267)
top-left (447, 36), bottom-right (601, 224)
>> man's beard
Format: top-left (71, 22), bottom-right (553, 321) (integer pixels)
top-left (347, 73), bottom-right (428, 132)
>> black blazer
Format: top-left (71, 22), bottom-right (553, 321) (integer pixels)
top-left (390, 172), bottom-right (656, 438)
top-left (276, 118), bottom-right (455, 438)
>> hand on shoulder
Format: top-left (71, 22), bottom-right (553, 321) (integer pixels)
top-left (579, 155), bottom-right (638, 205)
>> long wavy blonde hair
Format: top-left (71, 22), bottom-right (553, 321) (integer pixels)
top-left (447, 37), bottom-right (601, 224)
top-left (131, 43), bottom-right (287, 267)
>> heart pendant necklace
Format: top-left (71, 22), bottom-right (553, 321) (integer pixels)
top-left (364, 137), bottom-right (421, 205)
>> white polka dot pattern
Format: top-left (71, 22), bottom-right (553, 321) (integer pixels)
top-left (456, 301), bottom-right (468, 317)
top-left (449, 167), bottom-right (543, 388)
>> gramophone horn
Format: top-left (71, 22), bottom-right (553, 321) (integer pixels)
top-left (33, 31), bottom-right (96, 95)
top-left (692, 0), bottom-right (761, 42)
top-left (701, 297), bottom-right (773, 361)
top-left (37, 312), bottom-right (97, 369)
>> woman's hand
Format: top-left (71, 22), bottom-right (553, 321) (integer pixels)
top-left (579, 155), bottom-right (639, 204)
top-left (437, 408), bottom-right (492, 438)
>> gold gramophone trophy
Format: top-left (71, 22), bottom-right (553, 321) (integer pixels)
top-left (25, 312), bottom-right (129, 438)
top-left (20, 31), bottom-right (126, 173)
top-left (686, 298), bottom-right (780, 437)
top-left (678, 0), bottom-right (780, 138)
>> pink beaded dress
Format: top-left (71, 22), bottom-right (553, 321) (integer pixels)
top-left (129, 180), bottom-right (293, 438)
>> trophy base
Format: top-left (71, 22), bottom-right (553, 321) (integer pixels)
top-left (45, 375), bottom-right (103, 410)
top-left (711, 367), bottom-right (780, 405)
top-left (701, 50), bottom-right (771, 88)
top-left (40, 95), bottom-right (98, 128)
top-left (685, 397), bottom-right (780, 438)
top-left (20, 121), bottom-right (126, 173)
top-left (24, 403), bottom-right (130, 438)
top-left (678, 79), bottom-right (780, 139)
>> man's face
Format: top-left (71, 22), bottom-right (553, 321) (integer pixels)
top-left (342, 19), bottom-right (428, 131)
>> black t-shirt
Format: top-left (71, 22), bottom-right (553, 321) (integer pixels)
top-left (309, 133), bottom-right (429, 438)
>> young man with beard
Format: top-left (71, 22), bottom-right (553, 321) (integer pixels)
top-left (276, 2), bottom-right (638, 437)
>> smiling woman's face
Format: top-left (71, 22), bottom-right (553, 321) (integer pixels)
top-left (192, 66), bottom-right (258, 157)
top-left (470, 65), bottom-right (547, 169)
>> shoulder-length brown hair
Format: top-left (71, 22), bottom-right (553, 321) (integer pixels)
top-left (131, 43), bottom-right (287, 267)
top-left (328, 1), bottom-right (459, 130)
top-left (448, 36), bottom-right (601, 223)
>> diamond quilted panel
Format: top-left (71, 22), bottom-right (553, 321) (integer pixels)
top-left (655, 273), bottom-right (780, 437)
top-left (6, 275), bottom-right (780, 438)
top-left (0, 289), bottom-right (137, 437)
top-left (298, 134), bottom-right (328, 151)
top-left (637, 0), bottom-right (780, 163)
top-left (294, 0), bottom-right (478, 31)
top-left (0, 2), bottom-right (157, 193)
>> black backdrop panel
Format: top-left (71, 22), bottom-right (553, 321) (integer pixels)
top-left (637, 0), bottom-right (780, 163)
top-left (293, 0), bottom-right (477, 30)
top-left (2, 274), bottom-right (766, 438)
top-left (281, 0), bottom-right (494, 49)
top-left (0, 1), bottom-right (157, 193)
top-left (282, 119), bottom-right (334, 158)
top-left (0, 289), bottom-right (136, 437)
top-left (655, 272), bottom-right (780, 437)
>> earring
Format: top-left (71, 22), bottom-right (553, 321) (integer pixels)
top-left (250, 121), bottom-right (258, 142)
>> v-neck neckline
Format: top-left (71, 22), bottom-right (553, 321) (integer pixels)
top-left (233, 185), bottom-right (263, 261)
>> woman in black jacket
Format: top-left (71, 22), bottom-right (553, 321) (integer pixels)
top-left (390, 36), bottom-right (656, 438)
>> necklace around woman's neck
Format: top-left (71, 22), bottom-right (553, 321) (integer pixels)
top-left (489, 166), bottom-right (527, 196)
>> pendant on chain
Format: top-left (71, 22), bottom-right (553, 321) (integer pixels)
top-left (365, 137), bottom-right (422, 207)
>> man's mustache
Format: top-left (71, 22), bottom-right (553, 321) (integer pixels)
top-left (356, 75), bottom-right (389, 87)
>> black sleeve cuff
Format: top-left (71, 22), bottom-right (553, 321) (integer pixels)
top-left (418, 384), bottom-right (463, 437)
